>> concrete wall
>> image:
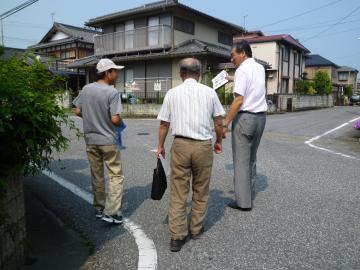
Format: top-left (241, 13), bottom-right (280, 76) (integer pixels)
top-left (0, 171), bottom-right (26, 270)
top-left (57, 91), bottom-right (72, 109)
top-left (122, 104), bottom-right (162, 117)
top-left (277, 94), bottom-right (334, 112)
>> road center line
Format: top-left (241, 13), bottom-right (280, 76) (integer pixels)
top-left (305, 117), bottom-right (360, 161)
top-left (42, 169), bottom-right (158, 270)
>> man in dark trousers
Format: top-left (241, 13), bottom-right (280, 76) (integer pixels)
top-left (156, 58), bottom-right (225, 252)
top-left (223, 40), bottom-right (267, 211)
top-left (73, 59), bottom-right (125, 224)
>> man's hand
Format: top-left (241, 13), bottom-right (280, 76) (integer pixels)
top-left (225, 75), bottom-right (234, 82)
top-left (214, 142), bottom-right (222, 154)
top-left (222, 126), bottom-right (229, 139)
top-left (157, 146), bottom-right (165, 159)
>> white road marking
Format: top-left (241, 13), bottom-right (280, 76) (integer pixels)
top-left (305, 117), bottom-right (360, 160)
top-left (42, 169), bottom-right (158, 270)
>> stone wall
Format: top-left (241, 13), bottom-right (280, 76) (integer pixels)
top-left (0, 171), bottom-right (26, 270)
top-left (122, 104), bottom-right (162, 117)
top-left (277, 94), bottom-right (334, 112)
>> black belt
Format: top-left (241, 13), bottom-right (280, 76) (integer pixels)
top-left (239, 111), bottom-right (265, 115)
top-left (174, 135), bottom-right (205, 141)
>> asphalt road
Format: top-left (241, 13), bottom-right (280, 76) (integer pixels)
top-left (24, 106), bottom-right (360, 270)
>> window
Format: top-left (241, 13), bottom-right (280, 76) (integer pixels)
top-left (338, 72), bottom-right (349, 81)
top-left (125, 69), bottom-right (134, 84)
top-left (125, 20), bottom-right (134, 49)
top-left (282, 47), bottom-right (289, 62)
top-left (294, 52), bottom-right (300, 65)
top-left (218, 32), bottom-right (232, 46)
top-left (281, 78), bottom-right (289, 93)
top-left (60, 50), bottom-right (75, 59)
top-left (148, 16), bottom-right (160, 46)
top-left (174, 16), bottom-right (194, 35)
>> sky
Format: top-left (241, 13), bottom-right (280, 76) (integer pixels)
top-left (1, 0), bottom-right (360, 71)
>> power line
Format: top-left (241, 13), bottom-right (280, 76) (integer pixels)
top-left (303, 5), bottom-right (360, 42)
top-left (255, 0), bottom-right (343, 29)
top-left (266, 19), bottom-right (360, 34)
top-left (0, 0), bottom-right (39, 20)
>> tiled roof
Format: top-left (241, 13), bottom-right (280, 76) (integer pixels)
top-left (86, 0), bottom-right (244, 33)
top-left (337, 66), bottom-right (358, 72)
top-left (30, 22), bottom-right (100, 49)
top-left (169, 39), bottom-right (230, 58)
top-left (52, 22), bottom-right (100, 43)
top-left (68, 39), bottom-right (231, 68)
top-left (305, 54), bottom-right (338, 68)
top-left (234, 34), bottom-right (310, 53)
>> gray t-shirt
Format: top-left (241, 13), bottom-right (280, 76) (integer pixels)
top-left (73, 82), bottom-right (122, 145)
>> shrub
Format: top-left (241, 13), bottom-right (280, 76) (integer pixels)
top-left (344, 84), bottom-right (353, 97)
top-left (0, 51), bottom-right (77, 178)
top-left (313, 71), bottom-right (332, 95)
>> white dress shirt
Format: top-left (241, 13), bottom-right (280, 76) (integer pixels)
top-left (234, 58), bottom-right (268, 113)
top-left (157, 78), bottom-right (225, 140)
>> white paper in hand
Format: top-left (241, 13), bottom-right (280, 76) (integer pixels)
top-left (212, 70), bottom-right (229, 90)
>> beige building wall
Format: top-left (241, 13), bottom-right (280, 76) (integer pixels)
top-left (250, 42), bottom-right (278, 69)
top-left (174, 20), bottom-right (232, 49)
top-left (249, 42), bottom-right (279, 94)
top-left (305, 66), bottom-right (338, 85)
top-left (336, 72), bottom-right (358, 89)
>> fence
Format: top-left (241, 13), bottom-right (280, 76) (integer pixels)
top-left (119, 77), bottom-right (171, 104)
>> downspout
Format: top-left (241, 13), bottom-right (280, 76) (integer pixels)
top-left (277, 43), bottom-right (281, 94)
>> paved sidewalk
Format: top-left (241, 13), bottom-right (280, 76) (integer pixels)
top-left (22, 186), bottom-right (90, 270)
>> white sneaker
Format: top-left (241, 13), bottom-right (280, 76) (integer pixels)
top-left (102, 214), bottom-right (123, 224)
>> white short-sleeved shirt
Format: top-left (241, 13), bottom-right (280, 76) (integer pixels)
top-left (157, 78), bottom-right (225, 140)
top-left (234, 58), bottom-right (268, 113)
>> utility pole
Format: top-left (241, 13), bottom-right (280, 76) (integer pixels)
top-left (51, 12), bottom-right (55, 23)
top-left (0, 0), bottom-right (39, 46)
top-left (243, 14), bottom-right (248, 30)
top-left (1, 19), bottom-right (4, 46)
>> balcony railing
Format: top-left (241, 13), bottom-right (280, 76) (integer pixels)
top-left (47, 60), bottom-right (85, 74)
top-left (94, 25), bottom-right (172, 56)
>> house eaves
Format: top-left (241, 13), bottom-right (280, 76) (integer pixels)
top-left (85, 0), bottom-right (244, 33)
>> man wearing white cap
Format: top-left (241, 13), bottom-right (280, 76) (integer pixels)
top-left (73, 58), bottom-right (125, 224)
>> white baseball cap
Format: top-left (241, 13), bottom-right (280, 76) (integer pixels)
top-left (96, 58), bottom-right (124, 73)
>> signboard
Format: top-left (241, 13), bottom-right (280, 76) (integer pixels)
top-left (154, 80), bottom-right (162, 91)
top-left (212, 70), bottom-right (229, 90)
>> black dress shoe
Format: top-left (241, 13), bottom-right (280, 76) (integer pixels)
top-left (191, 227), bottom-right (205, 240)
top-left (170, 238), bottom-right (186, 252)
top-left (227, 202), bottom-right (252, 211)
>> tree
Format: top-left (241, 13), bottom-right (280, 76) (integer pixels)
top-left (294, 72), bottom-right (316, 95)
top-left (0, 50), bottom-right (78, 178)
top-left (344, 84), bottom-right (353, 97)
top-left (313, 71), bottom-right (332, 95)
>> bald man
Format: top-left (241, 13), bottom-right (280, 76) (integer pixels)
top-left (156, 58), bottom-right (225, 252)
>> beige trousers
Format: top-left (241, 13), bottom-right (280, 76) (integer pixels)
top-left (86, 144), bottom-right (124, 216)
top-left (169, 138), bottom-right (213, 240)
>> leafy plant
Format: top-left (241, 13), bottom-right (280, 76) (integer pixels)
top-left (344, 84), bottom-right (353, 97)
top-left (307, 86), bottom-right (317, 95)
top-left (313, 71), bottom-right (332, 95)
top-left (0, 50), bottom-right (78, 178)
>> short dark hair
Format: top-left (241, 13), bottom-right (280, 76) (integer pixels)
top-left (232, 40), bottom-right (252, 58)
top-left (96, 68), bottom-right (115, 81)
top-left (179, 58), bottom-right (201, 76)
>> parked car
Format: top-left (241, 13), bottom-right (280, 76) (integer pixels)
top-left (349, 95), bottom-right (360, 105)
